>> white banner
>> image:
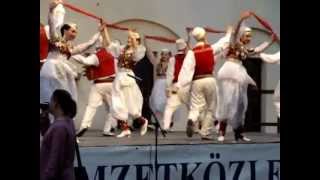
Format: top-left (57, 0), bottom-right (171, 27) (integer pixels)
top-left (78, 143), bottom-right (280, 180)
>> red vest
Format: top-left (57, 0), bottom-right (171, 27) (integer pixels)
top-left (172, 53), bottom-right (186, 83)
top-left (40, 25), bottom-right (49, 61)
top-left (85, 48), bottom-right (115, 80)
top-left (192, 44), bottom-right (215, 79)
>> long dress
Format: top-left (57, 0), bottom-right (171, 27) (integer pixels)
top-left (40, 4), bottom-right (100, 103)
top-left (150, 60), bottom-right (169, 114)
top-left (260, 51), bottom-right (280, 118)
top-left (216, 58), bottom-right (256, 129)
top-left (111, 45), bottom-right (146, 121)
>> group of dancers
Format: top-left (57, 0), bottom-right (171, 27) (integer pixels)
top-left (40, 0), bottom-right (280, 142)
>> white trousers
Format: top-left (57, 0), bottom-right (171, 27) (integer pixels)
top-left (162, 83), bottom-right (190, 130)
top-left (111, 70), bottom-right (143, 121)
top-left (80, 82), bottom-right (117, 133)
top-left (188, 77), bottom-right (217, 136)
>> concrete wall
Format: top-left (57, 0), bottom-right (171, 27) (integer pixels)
top-left (40, 0), bottom-right (280, 133)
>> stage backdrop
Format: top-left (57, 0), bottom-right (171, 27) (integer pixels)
top-left (40, 0), bottom-right (280, 133)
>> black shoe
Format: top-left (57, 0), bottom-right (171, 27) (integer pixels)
top-left (201, 136), bottom-right (213, 141)
top-left (102, 132), bottom-right (116, 137)
top-left (186, 120), bottom-right (194, 137)
top-left (76, 128), bottom-right (88, 137)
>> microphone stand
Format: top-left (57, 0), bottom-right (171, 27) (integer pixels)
top-left (149, 109), bottom-right (167, 180)
top-left (128, 74), bottom-right (167, 180)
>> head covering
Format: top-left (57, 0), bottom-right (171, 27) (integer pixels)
top-left (175, 38), bottom-right (187, 50)
top-left (161, 48), bottom-right (170, 54)
top-left (67, 23), bottom-right (78, 30)
top-left (238, 22), bottom-right (252, 40)
top-left (129, 31), bottom-right (140, 39)
top-left (192, 27), bottom-right (206, 41)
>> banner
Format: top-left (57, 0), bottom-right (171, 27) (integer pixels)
top-left (78, 143), bottom-right (280, 180)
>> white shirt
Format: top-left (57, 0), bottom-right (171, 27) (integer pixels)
top-left (176, 32), bottom-right (232, 89)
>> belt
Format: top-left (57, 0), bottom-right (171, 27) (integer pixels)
top-left (193, 74), bottom-right (213, 80)
top-left (94, 77), bottom-right (115, 84)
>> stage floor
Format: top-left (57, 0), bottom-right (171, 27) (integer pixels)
top-left (78, 130), bottom-right (280, 147)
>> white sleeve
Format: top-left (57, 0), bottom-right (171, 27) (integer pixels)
top-left (211, 31), bottom-right (232, 58)
top-left (72, 54), bottom-right (99, 66)
top-left (176, 50), bottom-right (196, 88)
top-left (70, 33), bottom-right (100, 55)
top-left (166, 57), bottom-right (175, 88)
top-left (260, 51), bottom-right (280, 64)
top-left (107, 42), bottom-right (122, 58)
top-left (48, 4), bottom-right (65, 40)
top-left (254, 41), bottom-right (270, 53)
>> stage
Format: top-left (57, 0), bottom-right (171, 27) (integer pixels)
top-left (77, 130), bottom-right (280, 147)
top-left (76, 130), bottom-right (280, 179)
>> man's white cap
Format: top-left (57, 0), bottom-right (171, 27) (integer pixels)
top-left (161, 48), bottom-right (170, 54)
top-left (176, 38), bottom-right (187, 50)
top-left (192, 27), bottom-right (206, 41)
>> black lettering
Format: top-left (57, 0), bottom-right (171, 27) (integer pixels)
top-left (204, 161), bottom-right (226, 180)
top-left (268, 160), bottom-right (280, 180)
top-left (94, 166), bottom-right (107, 180)
top-left (135, 164), bottom-right (154, 180)
top-left (157, 163), bottom-right (178, 180)
top-left (111, 165), bottom-right (130, 180)
top-left (180, 162), bottom-right (202, 180)
top-left (248, 161), bottom-right (257, 180)
top-left (229, 161), bottom-right (245, 180)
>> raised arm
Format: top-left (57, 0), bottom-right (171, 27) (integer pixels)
top-left (260, 51), bottom-right (280, 64)
top-left (211, 26), bottom-right (233, 58)
top-left (143, 37), bottom-right (157, 65)
top-left (100, 21), bottom-right (112, 48)
top-left (70, 31), bottom-right (101, 55)
top-left (48, 0), bottom-right (65, 41)
top-left (232, 11), bottom-right (252, 45)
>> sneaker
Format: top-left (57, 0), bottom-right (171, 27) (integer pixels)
top-left (116, 130), bottom-right (131, 138)
top-left (186, 120), bottom-right (194, 137)
top-left (140, 118), bottom-right (148, 136)
top-left (217, 135), bottom-right (225, 142)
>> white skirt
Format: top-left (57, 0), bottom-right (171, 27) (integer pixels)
top-left (40, 53), bottom-right (78, 103)
top-left (150, 78), bottom-right (167, 113)
top-left (111, 69), bottom-right (143, 121)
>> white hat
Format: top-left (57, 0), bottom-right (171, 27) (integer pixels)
top-left (129, 31), bottom-right (140, 39)
top-left (239, 23), bottom-right (252, 38)
top-left (161, 48), bottom-right (170, 53)
top-left (67, 23), bottom-right (78, 30)
top-left (192, 27), bottom-right (206, 41)
top-left (175, 38), bottom-right (187, 50)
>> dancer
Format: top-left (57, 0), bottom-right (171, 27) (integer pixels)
top-left (260, 51), bottom-right (280, 118)
top-left (172, 26), bottom-right (233, 139)
top-left (216, 11), bottom-right (276, 142)
top-left (40, 0), bottom-right (102, 105)
top-left (149, 48), bottom-right (171, 124)
top-left (73, 24), bottom-right (118, 137)
top-left (110, 30), bottom-right (149, 138)
top-left (162, 39), bottom-right (190, 131)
